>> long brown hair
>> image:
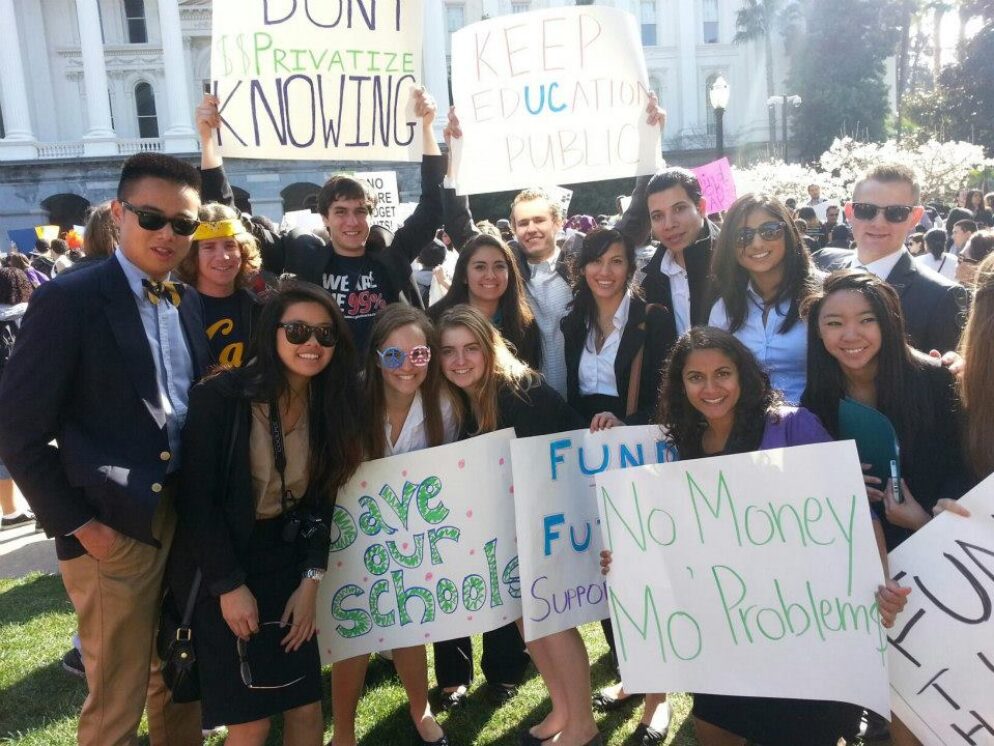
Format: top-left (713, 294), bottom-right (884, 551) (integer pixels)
top-left (362, 305), bottom-right (452, 459)
top-left (436, 305), bottom-right (538, 434)
top-left (959, 253), bottom-right (994, 479)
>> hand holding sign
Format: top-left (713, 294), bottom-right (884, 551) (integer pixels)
top-left (196, 94), bottom-right (221, 140)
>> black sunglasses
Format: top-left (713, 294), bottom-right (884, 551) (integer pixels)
top-left (278, 321), bottom-right (337, 347)
top-left (236, 621), bottom-right (306, 690)
top-left (737, 221), bottom-right (786, 246)
top-left (120, 201), bottom-right (201, 236)
top-left (851, 203), bottom-right (914, 223)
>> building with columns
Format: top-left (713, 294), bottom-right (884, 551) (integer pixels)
top-left (0, 0), bottom-right (789, 246)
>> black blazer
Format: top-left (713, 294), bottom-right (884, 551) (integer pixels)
top-left (169, 371), bottom-right (333, 600)
top-left (812, 248), bottom-right (968, 353)
top-left (0, 256), bottom-right (211, 559)
top-left (496, 380), bottom-right (585, 438)
top-left (562, 297), bottom-right (676, 425)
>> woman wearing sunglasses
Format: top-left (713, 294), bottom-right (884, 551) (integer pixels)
top-left (708, 194), bottom-right (822, 405)
top-left (329, 305), bottom-right (459, 746)
top-left (171, 281), bottom-right (363, 744)
top-left (435, 306), bottom-right (603, 746)
top-left (429, 233), bottom-right (541, 369)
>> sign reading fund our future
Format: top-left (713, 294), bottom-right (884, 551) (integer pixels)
top-left (449, 7), bottom-right (664, 195)
top-left (887, 474), bottom-right (994, 746)
top-left (511, 426), bottom-right (676, 642)
top-left (316, 430), bottom-right (520, 663)
top-left (210, 0), bottom-right (424, 161)
top-left (596, 441), bottom-right (891, 717)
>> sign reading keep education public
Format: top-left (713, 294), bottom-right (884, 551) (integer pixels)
top-left (210, 0), bottom-right (424, 161)
top-left (595, 441), bottom-right (891, 717)
top-left (887, 474), bottom-right (994, 745)
top-left (316, 430), bottom-right (520, 663)
top-left (450, 6), bottom-right (664, 195)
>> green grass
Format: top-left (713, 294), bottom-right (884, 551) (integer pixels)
top-left (0, 573), bottom-right (699, 745)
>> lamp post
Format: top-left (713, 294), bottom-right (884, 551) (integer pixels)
top-left (766, 94), bottom-right (802, 162)
top-left (708, 74), bottom-right (730, 159)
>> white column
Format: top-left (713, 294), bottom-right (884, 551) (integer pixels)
top-left (0, 0), bottom-right (37, 159)
top-left (158, 0), bottom-right (198, 152)
top-left (76, 0), bottom-right (118, 155)
top-left (422, 0), bottom-right (447, 142)
top-left (677, 0), bottom-right (698, 136)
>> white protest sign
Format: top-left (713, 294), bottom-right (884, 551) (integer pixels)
top-left (279, 209), bottom-right (324, 233)
top-left (543, 186), bottom-right (573, 218)
top-left (210, 0), bottom-right (424, 161)
top-left (887, 475), bottom-right (994, 745)
top-left (511, 426), bottom-right (677, 642)
top-left (355, 171), bottom-right (401, 232)
top-left (316, 429), bottom-right (520, 663)
top-left (596, 441), bottom-right (890, 716)
top-left (395, 202), bottom-right (419, 227)
top-left (450, 7), bottom-right (663, 195)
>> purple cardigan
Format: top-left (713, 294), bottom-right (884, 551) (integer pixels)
top-left (759, 406), bottom-right (832, 449)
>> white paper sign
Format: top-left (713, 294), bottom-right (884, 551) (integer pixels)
top-left (595, 441), bottom-right (890, 717)
top-left (887, 475), bottom-right (994, 745)
top-left (450, 7), bottom-right (663, 195)
top-left (210, 0), bottom-right (424, 161)
top-left (279, 209), bottom-right (324, 233)
top-left (316, 430), bottom-right (521, 663)
top-left (511, 426), bottom-right (677, 641)
top-left (355, 171), bottom-right (401, 232)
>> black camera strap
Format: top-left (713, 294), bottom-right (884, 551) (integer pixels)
top-left (268, 401), bottom-right (294, 515)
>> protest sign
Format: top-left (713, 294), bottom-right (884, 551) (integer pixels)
top-left (355, 171), bottom-right (401, 232)
top-left (450, 6), bottom-right (663, 195)
top-left (316, 429), bottom-right (521, 663)
top-left (887, 475), bottom-right (994, 745)
top-left (279, 209), bottom-right (324, 233)
top-left (544, 185), bottom-right (573, 218)
top-left (210, 0), bottom-right (424, 161)
top-left (596, 441), bottom-right (890, 716)
top-left (692, 157), bottom-right (737, 214)
top-left (511, 426), bottom-right (676, 641)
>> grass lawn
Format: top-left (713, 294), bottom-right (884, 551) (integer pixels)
top-left (0, 573), bottom-right (697, 745)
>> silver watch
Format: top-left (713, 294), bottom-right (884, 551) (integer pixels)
top-left (302, 568), bottom-right (325, 582)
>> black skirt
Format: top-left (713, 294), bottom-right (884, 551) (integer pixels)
top-left (193, 518), bottom-right (323, 728)
top-left (693, 693), bottom-right (862, 746)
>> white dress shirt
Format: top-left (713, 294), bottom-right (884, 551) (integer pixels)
top-left (384, 392), bottom-right (459, 457)
top-left (851, 248), bottom-right (906, 280)
top-left (658, 251), bottom-right (691, 336)
top-left (578, 293), bottom-right (632, 398)
top-left (525, 249), bottom-right (572, 396)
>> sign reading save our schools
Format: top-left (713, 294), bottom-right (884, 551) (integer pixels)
top-left (510, 426), bottom-right (676, 642)
top-left (887, 474), bottom-right (994, 746)
top-left (210, 0), bottom-right (424, 161)
top-left (449, 7), bottom-right (664, 195)
top-left (595, 441), bottom-right (891, 717)
top-left (316, 430), bottom-right (520, 663)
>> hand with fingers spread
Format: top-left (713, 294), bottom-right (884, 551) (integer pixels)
top-left (220, 585), bottom-right (259, 641)
top-left (281, 580), bottom-right (319, 652)
top-left (590, 412), bottom-right (623, 432)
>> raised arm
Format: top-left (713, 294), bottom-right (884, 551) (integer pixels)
top-left (440, 107), bottom-right (480, 252)
top-left (615, 93), bottom-right (667, 248)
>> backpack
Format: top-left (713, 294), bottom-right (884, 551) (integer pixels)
top-left (0, 319), bottom-right (18, 381)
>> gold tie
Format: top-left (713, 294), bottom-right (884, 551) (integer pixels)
top-left (142, 279), bottom-right (183, 307)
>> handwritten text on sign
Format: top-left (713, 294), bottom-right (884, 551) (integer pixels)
top-left (887, 474), bottom-right (994, 746)
top-left (354, 171), bottom-right (401, 232)
top-left (595, 441), bottom-right (890, 717)
top-left (210, 0), bottom-right (424, 161)
top-left (692, 157), bottom-right (737, 214)
top-left (450, 7), bottom-right (663, 195)
top-left (511, 426), bottom-right (676, 641)
top-left (316, 430), bottom-right (520, 663)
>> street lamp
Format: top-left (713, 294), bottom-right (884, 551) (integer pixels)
top-left (766, 94), bottom-right (802, 162)
top-left (709, 75), bottom-right (730, 159)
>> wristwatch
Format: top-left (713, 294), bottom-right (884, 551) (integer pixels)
top-left (302, 568), bottom-right (325, 583)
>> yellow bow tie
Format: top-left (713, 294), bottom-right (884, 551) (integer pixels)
top-left (142, 279), bottom-right (183, 307)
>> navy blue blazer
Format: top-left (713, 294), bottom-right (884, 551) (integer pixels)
top-left (0, 256), bottom-right (211, 559)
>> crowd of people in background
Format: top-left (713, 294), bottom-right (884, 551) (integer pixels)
top-left (0, 90), bottom-right (992, 746)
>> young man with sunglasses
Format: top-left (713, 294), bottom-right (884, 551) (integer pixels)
top-left (0, 153), bottom-right (212, 746)
top-left (814, 163), bottom-right (968, 354)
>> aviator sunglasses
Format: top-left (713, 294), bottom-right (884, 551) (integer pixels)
top-left (378, 345), bottom-right (431, 369)
top-left (737, 221), bottom-right (786, 246)
top-left (120, 201), bottom-right (201, 236)
top-left (850, 203), bottom-right (915, 223)
top-left (278, 322), bottom-right (337, 347)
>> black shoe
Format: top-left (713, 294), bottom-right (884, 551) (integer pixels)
top-left (518, 727), bottom-right (553, 746)
top-left (487, 682), bottom-right (518, 704)
top-left (61, 648), bottom-right (85, 679)
top-left (859, 711), bottom-right (890, 742)
top-left (627, 723), bottom-right (665, 746)
top-left (437, 685), bottom-right (468, 711)
top-left (413, 731), bottom-right (449, 746)
top-left (592, 689), bottom-right (644, 712)
top-left (1, 512), bottom-right (35, 529)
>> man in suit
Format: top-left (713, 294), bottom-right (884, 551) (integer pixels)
top-left (811, 163), bottom-right (967, 353)
top-left (0, 153), bottom-right (211, 745)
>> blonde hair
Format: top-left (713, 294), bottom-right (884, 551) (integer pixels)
top-left (437, 304), bottom-right (539, 434)
top-left (958, 252), bottom-right (994, 480)
top-left (176, 203), bottom-right (261, 288)
top-left (510, 188), bottom-right (563, 225)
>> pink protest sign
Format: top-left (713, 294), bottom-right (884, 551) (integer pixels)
top-left (692, 157), bottom-right (737, 214)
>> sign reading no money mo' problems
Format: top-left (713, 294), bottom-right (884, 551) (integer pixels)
top-left (595, 441), bottom-right (890, 717)
top-left (210, 0), bottom-right (424, 161)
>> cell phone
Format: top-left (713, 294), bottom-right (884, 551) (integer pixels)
top-left (890, 458), bottom-right (903, 504)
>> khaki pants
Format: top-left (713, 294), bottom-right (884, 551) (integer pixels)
top-left (60, 491), bottom-right (202, 746)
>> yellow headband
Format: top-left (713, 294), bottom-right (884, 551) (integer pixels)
top-left (192, 219), bottom-right (242, 241)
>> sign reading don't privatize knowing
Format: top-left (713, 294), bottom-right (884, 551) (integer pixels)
top-left (511, 426), bottom-right (676, 642)
top-left (887, 473), bottom-right (994, 746)
top-left (595, 441), bottom-right (891, 718)
top-left (316, 429), bottom-right (520, 663)
top-left (449, 6), bottom-right (664, 195)
top-left (210, 0), bottom-right (424, 161)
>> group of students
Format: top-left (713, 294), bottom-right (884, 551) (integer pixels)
top-left (0, 87), bottom-right (991, 746)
